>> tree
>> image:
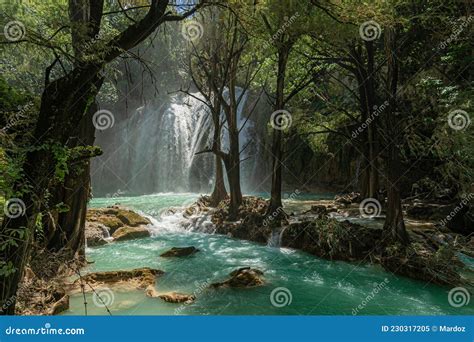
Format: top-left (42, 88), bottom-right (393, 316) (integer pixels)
top-left (256, 0), bottom-right (315, 217)
top-left (185, 7), bottom-right (228, 207)
top-left (193, 9), bottom-right (260, 219)
top-left (381, 25), bottom-right (409, 244)
top-left (0, 0), bottom-right (207, 315)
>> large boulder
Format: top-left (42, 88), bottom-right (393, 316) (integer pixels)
top-left (158, 292), bottom-right (196, 303)
top-left (211, 197), bottom-right (272, 243)
top-left (334, 192), bottom-right (361, 205)
top-left (146, 286), bottom-right (196, 303)
top-left (112, 226), bottom-right (150, 241)
top-left (406, 202), bottom-right (452, 221)
top-left (281, 217), bottom-right (382, 261)
top-left (211, 267), bottom-right (265, 288)
top-left (160, 246), bottom-right (200, 257)
top-left (73, 268), bottom-right (164, 290)
top-left (380, 243), bottom-right (462, 286)
top-left (85, 222), bottom-right (109, 247)
top-left (86, 206), bottom-right (152, 244)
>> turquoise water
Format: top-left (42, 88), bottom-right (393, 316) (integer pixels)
top-left (64, 193), bottom-right (473, 315)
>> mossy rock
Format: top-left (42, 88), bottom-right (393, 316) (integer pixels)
top-left (99, 216), bottom-right (124, 233)
top-left (112, 226), bottom-right (150, 241)
top-left (211, 267), bottom-right (264, 288)
top-left (116, 209), bottom-right (150, 227)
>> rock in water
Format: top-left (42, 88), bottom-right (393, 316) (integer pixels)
top-left (158, 292), bottom-right (196, 303)
top-left (112, 226), bottom-right (150, 241)
top-left (73, 268), bottom-right (164, 290)
top-left (211, 267), bottom-right (264, 288)
top-left (146, 286), bottom-right (196, 303)
top-left (85, 222), bottom-right (109, 246)
top-left (160, 246), bottom-right (200, 257)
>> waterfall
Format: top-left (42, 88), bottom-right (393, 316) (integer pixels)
top-left (92, 89), bottom-right (262, 196)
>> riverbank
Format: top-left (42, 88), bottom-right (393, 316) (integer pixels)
top-left (18, 193), bottom-right (472, 316)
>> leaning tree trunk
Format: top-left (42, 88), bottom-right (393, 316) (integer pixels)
top-left (41, 0), bottom-right (102, 259)
top-left (0, 65), bottom-right (103, 314)
top-left (382, 26), bottom-right (409, 245)
top-left (44, 103), bottom-right (98, 259)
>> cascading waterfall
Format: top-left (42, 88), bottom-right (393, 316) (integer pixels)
top-left (92, 89), bottom-right (262, 196)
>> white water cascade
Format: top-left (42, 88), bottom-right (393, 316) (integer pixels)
top-left (92, 89), bottom-right (263, 196)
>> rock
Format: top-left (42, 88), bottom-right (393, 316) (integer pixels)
top-left (406, 202), bottom-right (452, 221)
top-left (112, 226), bottom-right (150, 241)
top-left (86, 207), bottom-right (152, 244)
top-left (87, 206), bottom-right (150, 228)
top-left (146, 286), bottom-right (196, 303)
top-left (74, 267), bottom-right (164, 290)
top-left (334, 192), bottom-right (361, 205)
top-left (310, 205), bottom-right (327, 215)
top-left (85, 222), bottom-right (109, 247)
top-left (158, 292), bottom-right (196, 303)
top-left (160, 246), bottom-right (200, 257)
top-left (211, 267), bottom-right (264, 288)
top-left (281, 217), bottom-right (382, 261)
top-left (380, 243), bottom-right (462, 286)
top-left (116, 210), bottom-right (150, 227)
top-left (98, 216), bottom-right (124, 234)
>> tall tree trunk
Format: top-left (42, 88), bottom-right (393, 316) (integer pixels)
top-left (0, 0), bottom-right (201, 316)
top-left (42, 0), bottom-right (102, 259)
top-left (0, 65), bottom-right (103, 314)
top-left (382, 26), bottom-right (409, 245)
top-left (45, 104), bottom-right (97, 259)
top-left (268, 43), bottom-right (290, 215)
top-left (210, 108), bottom-right (227, 206)
top-left (353, 42), bottom-right (379, 199)
top-left (226, 106), bottom-right (243, 220)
